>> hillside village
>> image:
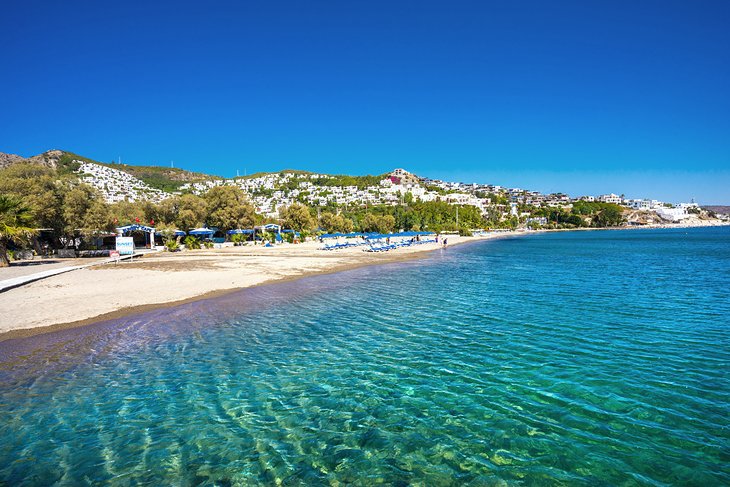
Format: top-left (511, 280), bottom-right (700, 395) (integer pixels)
top-left (71, 155), bottom-right (714, 224)
top-left (0, 150), bottom-right (725, 227)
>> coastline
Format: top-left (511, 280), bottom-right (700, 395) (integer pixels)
top-left (1, 222), bottom-right (726, 343)
top-left (0, 233), bottom-right (508, 342)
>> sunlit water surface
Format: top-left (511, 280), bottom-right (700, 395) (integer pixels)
top-left (1, 227), bottom-right (729, 485)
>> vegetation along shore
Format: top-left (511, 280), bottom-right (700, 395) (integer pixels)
top-left (0, 148), bottom-right (727, 339)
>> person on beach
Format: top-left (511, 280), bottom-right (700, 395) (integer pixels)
top-left (443, 238), bottom-right (448, 247)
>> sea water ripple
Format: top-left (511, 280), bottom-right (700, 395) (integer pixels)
top-left (0, 227), bottom-right (728, 485)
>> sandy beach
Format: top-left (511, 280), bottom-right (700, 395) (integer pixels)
top-left (2, 221), bottom-right (727, 341)
top-left (0, 234), bottom-right (508, 340)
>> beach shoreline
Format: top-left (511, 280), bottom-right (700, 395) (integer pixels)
top-left (1, 222), bottom-right (727, 342)
top-left (0, 233), bottom-right (514, 342)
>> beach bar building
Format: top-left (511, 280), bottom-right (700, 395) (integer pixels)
top-left (188, 227), bottom-right (215, 240)
top-left (227, 224), bottom-right (299, 244)
top-left (116, 224), bottom-right (156, 249)
top-left (153, 229), bottom-right (186, 246)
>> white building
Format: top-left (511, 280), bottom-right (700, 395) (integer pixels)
top-left (626, 199), bottom-right (653, 210)
top-left (598, 193), bottom-right (622, 204)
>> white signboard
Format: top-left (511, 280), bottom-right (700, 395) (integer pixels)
top-left (116, 237), bottom-right (135, 255)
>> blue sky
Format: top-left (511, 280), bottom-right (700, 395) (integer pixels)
top-left (2, 1), bottom-right (729, 203)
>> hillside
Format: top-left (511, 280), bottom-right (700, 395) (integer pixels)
top-left (0, 149), bottom-right (222, 192)
top-left (98, 162), bottom-right (220, 192)
top-left (0, 152), bottom-right (24, 168)
top-left (702, 206), bottom-right (730, 215)
top-left (0, 149), bottom-right (388, 193)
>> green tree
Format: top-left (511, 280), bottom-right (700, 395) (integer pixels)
top-left (359, 213), bottom-right (396, 233)
top-left (0, 195), bottom-right (36, 267)
top-left (318, 212), bottom-right (339, 233)
top-left (63, 185), bottom-right (97, 235)
top-left (319, 212), bottom-right (354, 233)
top-left (594, 205), bottom-right (624, 227)
top-left (108, 200), bottom-right (150, 227)
top-left (204, 186), bottom-right (256, 230)
top-left (377, 214), bottom-right (396, 233)
top-left (341, 217), bottom-right (354, 233)
top-left (80, 201), bottom-right (113, 238)
top-left (0, 163), bottom-right (65, 238)
top-left (280, 203), bottom-right (315, 232)
top-left (175, 194), bottom-right (208, 230)
top-left (360, 213), bottom-right (380, 232)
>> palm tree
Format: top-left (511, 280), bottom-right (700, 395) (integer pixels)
top-left (0, 195), bottom-right (36, 267)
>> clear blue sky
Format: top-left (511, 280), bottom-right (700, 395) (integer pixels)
top-left (2, 1), bottom-right (729, 203)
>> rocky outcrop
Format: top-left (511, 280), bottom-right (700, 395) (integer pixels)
top-left (0, 149), bottom-right (66, 170)
top-left (24, 149), bottom-right (65, 169)
top-left (0, 151), bottom-right (25, 169)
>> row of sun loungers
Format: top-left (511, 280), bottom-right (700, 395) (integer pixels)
top-left (321, 238), bottom-right (437, 251)
top-left (320, 241), bottom-right (364, 251)
top-left (363, 238), bottom-right (437, 252)
top-left (320, 232), bottom-right (438, 252)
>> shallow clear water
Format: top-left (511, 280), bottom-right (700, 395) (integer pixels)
top-left (1, 227), bottom-right (729, 485)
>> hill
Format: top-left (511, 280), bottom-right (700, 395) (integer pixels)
top-left (0, 149), bottom-right (222, 192)
top-left (702, 206), bottom-right (730, 215)
top-left (98, 162), bottom-right (220, 192)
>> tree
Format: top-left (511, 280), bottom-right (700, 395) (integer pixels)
top-left (175, 194), bottom-right (208, 230)
top-left (80, 201), bottom-right (113, 238)
top-left (319, 212), bottom-right (340, 233)
top-left (280, 203), bottom-right (315, 232)
top-left (359, 213), bottom-right (395, 233)
top-left (341, 217), bottom-right (354, 233)
top-left (0, 163), bottom-right (65, 239)
top-left (360, 213), bottom-right (380, 233)
top-left (377, 214), bottom-right (396, 233)
top-left (594, 204), bottom-right (624, 227)
top-left (204, 186), bottom-right (256, 231)
top-left (0, 195), bottom-right (36, 267)
top-left (155, 197), bottom-right (179, 226)
top-left (63, 184), bottom-right (95, 234)
top-left (319, 212), bottom-right (354, 233)
top-left (108, 200), bottom-right (149, 227)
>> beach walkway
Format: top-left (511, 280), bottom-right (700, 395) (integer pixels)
top-left (0, 254), bottom-right (141, 293)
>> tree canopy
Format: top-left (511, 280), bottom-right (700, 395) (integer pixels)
top-left (0, 195), bottom-right (36, 266)
top-left (280, 203), bottom-right (315, 232)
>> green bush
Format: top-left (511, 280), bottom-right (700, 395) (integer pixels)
top-left (184, 235), bottom-right (201, 249)
top-left (203, 241), bottom-right (214, 248)
top-left (165, 239), bottom-right (180, 252)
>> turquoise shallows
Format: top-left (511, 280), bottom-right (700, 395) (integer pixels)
top-left (1, 227), bottom-right (729, 485)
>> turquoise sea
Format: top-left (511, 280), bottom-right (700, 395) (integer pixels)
top-left (1, 227), bottom-right (729, 485)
